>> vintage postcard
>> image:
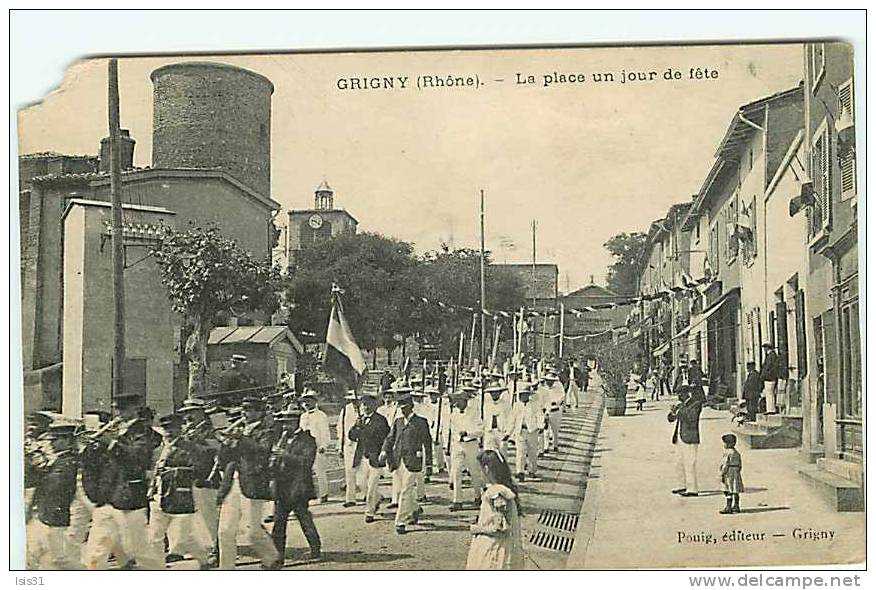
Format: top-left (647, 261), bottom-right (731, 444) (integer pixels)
top-left (16, 41), bottom-right (863, 571)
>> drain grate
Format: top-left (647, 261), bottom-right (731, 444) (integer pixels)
top-left (537, 509), bottom-right (580, 532)
top-left (528, 530), bottom-right (575, 553)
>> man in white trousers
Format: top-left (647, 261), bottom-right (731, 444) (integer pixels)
top-left (337, 391), bottom-right (366, 507)
top-left (511, 386), bottom-right (542, 481)
top-left (482, 383), bottom-right (513, 457)
top-left (217, 397), bottom-right (280, 570)
top-left (669, 387), bottom-right (705, 497)
top-left (147, 414), bottom-right (212, 569)
top-left (347, 394), bottom-right (391, 524)
top-left (380, 393), bottom-right (432, 535)
top-left (447, 390), bottom-right (485, 511)
top-left (300, 391), bottom-right (332, 503)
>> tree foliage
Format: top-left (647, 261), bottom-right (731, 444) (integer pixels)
top-left (287, 237), bottom-right (527, 362)
top-left (416, 245), bottom-right (526, 358)
top-left (604, 232), bottom-right (647, 296)
top-left (286, 233), bottom-right (420, 353)
top-left (151, 223), bottom-right (282, 395)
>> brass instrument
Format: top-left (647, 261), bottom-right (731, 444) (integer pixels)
top-left (213, 416), bottom-right (247, 445)
top-left (180, 419), bottom-right (208, 441)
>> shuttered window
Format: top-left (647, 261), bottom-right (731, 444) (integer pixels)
top-left (838, 79), bottom-right (856, 200)
top-left (808, 120), bottom-right (831, 240)
top-left (795, 289), bottom-right (808, 379)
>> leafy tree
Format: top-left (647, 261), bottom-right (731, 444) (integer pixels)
top-left (286, 233), bottom-right (421, 364)
top-left (604, 232), bottom-right (648, 296)
top-left (151, 223), bottom-right (282, 397)
top-left (417, 245), bottom-right (526, 359)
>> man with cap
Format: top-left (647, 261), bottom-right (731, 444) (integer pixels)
top-left (447, 388), bottom-right (485, 511)
top-left (511, 384), bottom-right (542, 481)
top-left (348, 393), bottom-right (391, 523)
top-left (217, 396), bottom-right (280, 570)
top-left (270, 408), bottom-right (322, 562)
top-left (409, 389), bottom-right (432, 501)
top-left (299, 391), bottom-right (331, 503)
top-left (482, 382), bottom-right (513, 457)
top-left (218, 354), bottom-right (255, 393)
top-left (103, 393), bottom-right (163, 570)
top-left (167, 399), bottom-right (222, 566)
top-left (761, 343), bottom-right (780, 414)
top-left (147, 413), bottom-right (212, 569)
top-left (26, 422), bottom-right (81, 569)
top-left (379, 391), bottom-right (432, 534)
top-left (24, 411), bottom-right (54, 522)
top-left (337, 390), bottom-right (366, 507)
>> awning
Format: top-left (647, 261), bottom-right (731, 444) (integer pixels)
top-left (667, 287), bottom-right (739, 345)
top-left (652, 342), bottom-right (670, 357)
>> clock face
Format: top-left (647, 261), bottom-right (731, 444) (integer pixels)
top-left (308, 214), bottom-right (323, 229)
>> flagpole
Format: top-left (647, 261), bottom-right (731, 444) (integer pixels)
top-left (559, 302), bottom-right (565, 358)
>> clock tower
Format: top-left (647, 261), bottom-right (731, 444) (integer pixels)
top-left (286, 180), bottom-right (359, 271)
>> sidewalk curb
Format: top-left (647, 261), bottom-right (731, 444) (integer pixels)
top-left (565, 392), bottom-right (606, 569)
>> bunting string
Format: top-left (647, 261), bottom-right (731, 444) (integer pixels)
top-left (408, 273), bottom-right (712, 320)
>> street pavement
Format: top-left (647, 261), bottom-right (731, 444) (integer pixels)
top-left (169, 386), bottom-right (606, 570)
top-left (568, 392), bottom-right (866, 569)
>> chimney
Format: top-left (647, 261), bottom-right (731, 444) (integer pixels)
top-left (99, 129), bottom-right (136, 172)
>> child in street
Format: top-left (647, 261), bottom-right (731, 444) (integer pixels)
top-left (719, 433), bottom-right (744, 514)
top-left (465, 450), bottom-right (524, 570)
top-left (633, 371), bottom-right (648, 411)
top-left (647, 369), bottom-right (660, 402)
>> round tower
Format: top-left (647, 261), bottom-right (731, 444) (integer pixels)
top-left (150, 62), bottom-right (274, 196)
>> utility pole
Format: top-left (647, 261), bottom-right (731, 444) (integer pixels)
top-left (479, 189), bottom-right (487, 419)
top-left (531, 219), bottom-right (537, 356)
top-left (479, 190), bottom-right (487, 367)
top-left (108, 59), bottom-right (126, 409)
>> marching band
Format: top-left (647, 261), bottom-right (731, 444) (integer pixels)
top-left (24, 355), bottom-right (580, 570)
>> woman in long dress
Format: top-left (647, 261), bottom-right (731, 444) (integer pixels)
top-left (465, 450), bottom-right (524, 570)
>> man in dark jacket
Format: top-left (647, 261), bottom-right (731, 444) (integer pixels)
top-left (105, 394), bottom-right (163, 570)
top-left (380, 393), bottom-right (432, 534)
top-left (761, 343), bottom-right (780, 414)
top-left (26, 423), bottom-right (80, 569)
top-left (217, 397), bottom-right (280, 570)
top-left (147, 414), bottom-right (212, 569)
top-left (269, 408), bottom-right (321, 562)
top-left (742, 361), bottom-right (764, 422)
top-left (348, 394), bottom-right (390, 523)
top-left (668, 387), bottom-right (704, 497)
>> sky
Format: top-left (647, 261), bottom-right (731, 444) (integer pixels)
top-left (18, 43), bottom-right (803, 293)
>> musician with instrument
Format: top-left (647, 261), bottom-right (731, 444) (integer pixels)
top-left (26, 422), bottom-right (81, 569)
top-left (146, 413), bottom-right (212, 569)
top-left (348, 393), bottom-right (390, 524)
top-left (104, 393), bottom-right (164, 570)
top-left (167, 399), bottom-right (222, 564)
top-left (79, 412), bottom-right (130, 570)
top-left (216, 396), bottom-right (280, 570)
top-left (269, 407), bottom-right (322, 563)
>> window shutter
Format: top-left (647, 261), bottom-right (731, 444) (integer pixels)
top-left (838, 80), bottom-right (856, 199)
top-left (795, 289), bottom-right (808, 379)
top-left (820, 130), bottom-right (831, 227)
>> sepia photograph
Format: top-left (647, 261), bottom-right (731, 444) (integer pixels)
top-left (13, 21), bottom-right (864, 572)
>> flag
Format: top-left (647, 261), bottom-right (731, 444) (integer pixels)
top-left (324, 288), bottom-right (366, 386)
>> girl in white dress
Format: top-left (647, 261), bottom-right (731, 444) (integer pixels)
top-left (465, 450), bottom-right (524, 570)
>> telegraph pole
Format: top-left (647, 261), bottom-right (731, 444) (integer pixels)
top-left (479, 190), bottom-right (487, 366)
top-left (108, 59), bottom-right (126, 408)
